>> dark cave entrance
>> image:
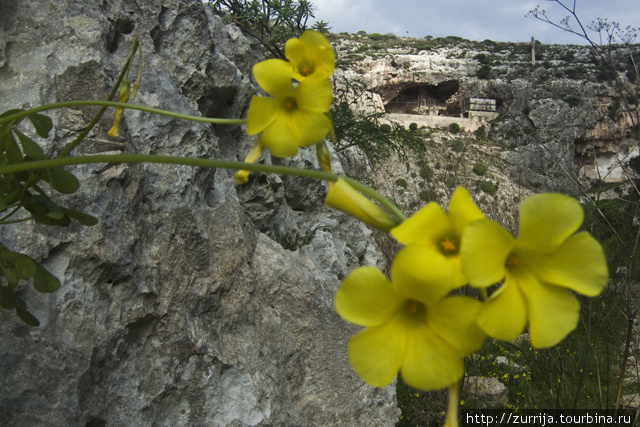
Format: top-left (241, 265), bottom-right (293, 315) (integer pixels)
top-left (384, 80), bottom-right (460, 116)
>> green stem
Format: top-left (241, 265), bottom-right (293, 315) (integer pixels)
top-left (0, 101), bottom-right (247, 127)
top-left (0, 154), bottom-right (405, 222)
top-left (59, 40), bottom-right (140, 157)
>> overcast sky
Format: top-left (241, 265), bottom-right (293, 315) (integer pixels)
top-left (310, 0), bottom-right (640, 45)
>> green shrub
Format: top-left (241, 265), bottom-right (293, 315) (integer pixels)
top-left (480, 180), bottom-right (499, 195)
top-left (379, 123), bottom-right (391, 133)
top-left (419, 165), bottom-right (433, 179)
top-left (472, 163), bottom-right (488, 176)
top-left (450, 138), bottom-right (465, 152)
top-left (409, 122), bottom-right (418, 131)
top-left (476, 64), bottom-right (492, 79)
top-left (419, 190), bottom-right (434, 202)
top-left (474, 127), bottom-right (486, 139)
top-left (449, 123), bottom-right (461, 134)
top-left (395, 178), bottom-right (408, 188)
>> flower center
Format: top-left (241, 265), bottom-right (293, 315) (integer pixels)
top-left (403, 299), bottom-right (427, 321)
top-left (283, 97), bottom-right (298, 110)
top-left (506, 252), bottom-right (520, 268)
top-left (438, 236), bottom-right (459, 255)
top-left (299, 64), bottom-right (313, 77)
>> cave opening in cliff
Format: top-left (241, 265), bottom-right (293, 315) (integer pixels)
top-left (384, 80), bottom-right (460, 116)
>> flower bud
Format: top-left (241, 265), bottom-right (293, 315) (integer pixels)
top-left (325, 178), bottom-right (398, 231)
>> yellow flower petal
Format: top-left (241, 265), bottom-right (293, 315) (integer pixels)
top-left (476, 276), bottom-right (528, 341)
top-left (295, 75), bottom-right (333, 112)
top-left (429, 296), bottom-right (486, 356)
top-left (335, 267), bottom-right (403, 327)
top-left (286, 30), bottom-right (335, 81)
top-left (348, 317), bottom-right (406, 388)
top-left (391, 245), bottom-right (455, 305)
top-left (288, 107), bottom-right (332, 147)
top-left (448, 186), bottom-right (484, 237)
top-left (391, 202), bottom-right (452, 247)
top-left (400, 327), bottom-right (463, 390)
top-left (526, 232), bottom-right (608, 297)
top-left (518, 270), bottom-right (580, 347)
top-left (246, 96), bottom-right (278, 135)
top-left (518, 193), bottom-right (584, 251)
top-left (259, 114), bottom-right (302, 157)
top-left (461, 219), bottom-right (515, 287)
top-left (252, 58), bottom-right (294, 97)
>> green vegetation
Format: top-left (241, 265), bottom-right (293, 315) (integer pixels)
top-left (395, 178), bottom-right (408, 188)
top-left (472, 163), bottom-right (487, 176)
top-left (449, 138), bottom-right (465, 152)
top-left (208, 0), bottom-right (317, 58)
top-left (479, 180), bottom-right (499, 195)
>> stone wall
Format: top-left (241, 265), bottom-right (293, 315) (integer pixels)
top-left (0, 1), bottom-right (397, 426)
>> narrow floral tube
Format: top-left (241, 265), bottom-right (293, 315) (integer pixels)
top-left (325, 178), bottom-right (398, 231)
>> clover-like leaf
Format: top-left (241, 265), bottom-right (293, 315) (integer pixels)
top-left (46, 167), bottom-right (79, 194)
top-left (4, 131), bottom-right (23, 164)
top-left (62, 207), bottom-right (99, 226)
top-left (13, 129), bottom-right (45, 160)
top-left (33, 264), bottom-right (61, 293)
top-left (16, 306), bottom-right (40, 327)
top-left (0, 109), bottom-right (26, 127)
top-left (0, 247), bottom-right (36, 286)
top-left (22, 193), bottom-right (72, 227)
top-left (28, 113), bottom-right (53, 139)
top-left (0, 285), bottom-right (18, 309)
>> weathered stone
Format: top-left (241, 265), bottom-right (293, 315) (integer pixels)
top-left (463, 376), bottom-right (509, 408)
top-left (0, 1), bottom-right (396, 426)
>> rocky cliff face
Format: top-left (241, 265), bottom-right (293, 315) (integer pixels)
top-left (0, 2), bottom-right (396, 426)
top-left (331, 33), bottom-right (639, 194)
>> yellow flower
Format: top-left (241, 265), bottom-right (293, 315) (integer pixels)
top-left (246, 59), bottom-right (332, 157)
top-left (461, 193), bottom-right (608, 347)
top-left (325, 178), bottom-right (399, 231)
top-left (391, 187), bottom-right (484, 290)
top-left (335, 256), bottom-right (485, 390)
top-left (285, 30), bottom-right (335, 81)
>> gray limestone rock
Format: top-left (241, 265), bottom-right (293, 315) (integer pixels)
top-left (0, 0), bottom-right (396, 426)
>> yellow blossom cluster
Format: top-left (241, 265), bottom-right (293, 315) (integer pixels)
top-left (333, 187), bottom-right (608, 391)
top-left (236, 30), bottom-right (335, 184)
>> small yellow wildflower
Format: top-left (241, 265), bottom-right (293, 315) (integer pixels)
top-left (461, 193), bottom-right (608, 347)
top-left (246, 60), bottom-right (332, 157)
top-left (285, 30), bottom-right (335, 81)
top-left (335, 259), bottom-right (485, 390)
top-left (245, 30), bottom-right (335, 158)
top-left (391, 186), bottom-right (484, 290)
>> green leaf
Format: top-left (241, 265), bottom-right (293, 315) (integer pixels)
top-left (0, 109), bottom-right (26, 126)
top-left (0, 285), bottom-right (18, 309)
top-left (16, 306), bottom-right (40, 327)
top-left (46, 167), bottom-right (79, 194)
top-left (33, 264), bottom-right (60, 293)
top-left (21, 193), bottom-right (72, 227)
top-left (0, 248), bottom-right (36, 286)
top-left (4, 131), bottom-right (23, 163)
top-left (28, 113), bottom-right (53, 138)
top-left (62, 207), bottom-right (99, 226)
top-left (0, 125), bottom-right (11, 152)
top-left (13, 129), bottom-right (45, 160)
top-left (45, 205), bottom-right (65, 220)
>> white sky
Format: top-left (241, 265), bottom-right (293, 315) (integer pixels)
top-left (310, 0), bottom-right (640, 45)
